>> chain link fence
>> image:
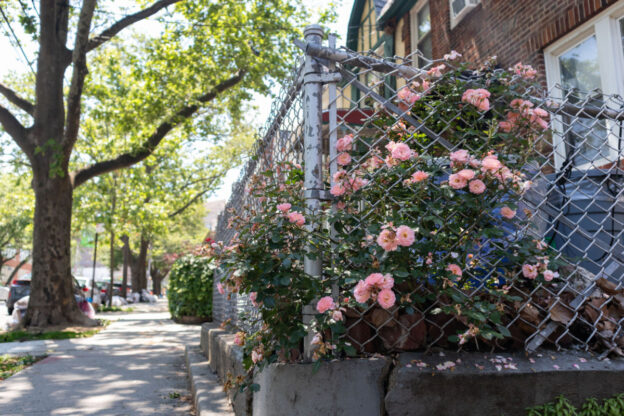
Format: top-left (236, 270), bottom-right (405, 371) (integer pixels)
top-left (214, 27), bottom-right (624, 356)
top-left (212, 61), bottom-right (305, 326)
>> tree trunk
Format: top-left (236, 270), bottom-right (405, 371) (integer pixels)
top-left (24, 175), bottom-right (92, 327)
top-left (121, 235), bottom-right (129, 299)
top-left (150, 265), bottom-right (168, 297)
top-left (136, 237), bottom-right (149, 291)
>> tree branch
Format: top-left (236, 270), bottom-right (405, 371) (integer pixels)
top-left (168, 186), bottom-right (214, 218)
top-left (0, 83), bottom-right (34, 115)
top-left (64, 0), bottom-right (96, 151)
top-left (71, 71), bottom-right (246, 188)
top-left (0, 104), bottom-right (30, 153)
top-left (87, 0), bottom-right (183, 52)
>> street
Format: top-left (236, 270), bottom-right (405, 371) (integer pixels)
top-left (0, 303), bottom-right (212, 415)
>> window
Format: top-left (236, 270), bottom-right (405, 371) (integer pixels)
top-left (410, 1), bottom-right (432, 67)
top-left (450, 0), bottom-right (480, 29)
top-left (545, 4), bottom-right (624, 169)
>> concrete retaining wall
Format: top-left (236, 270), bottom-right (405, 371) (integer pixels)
top-left (200, 324), bottom-right (624, 416)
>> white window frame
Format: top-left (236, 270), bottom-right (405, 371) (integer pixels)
top-left (544, 2), bottom-right (624, 170)
top-left (449, 0), bottom-right (480, 30)
top-left (410, 0), bottom-right (431, 67)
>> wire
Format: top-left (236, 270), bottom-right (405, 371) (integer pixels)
top-left (0, 5), bottom-right (35, 76)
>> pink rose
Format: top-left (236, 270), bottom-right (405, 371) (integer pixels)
top-left (397, 87), bottom-right (421, 107)
top-left (234, 332), bottom-right (245, 346)
top-left (468, 179), bottom-right (486, 194)
top-left (448, 173), bottom-right (468, 189)
top-left (316, 296), bottom-right (336, 314)
top-left (395, 225), bottom-right (415, 247)
top-left (331, 310), bottom-right (344, 321)
top-left (377, 229), bottom-right (398, 251)
top-left (377, 289), bottom-right (396, 309)
top-left (543, 270), bottom-right (558, 282)
top-left (249, 292), bottom-right (258, 307)
top-left (481, 155), bottom-right (502, 173)
top-left (410, 170), bottom-right (429, 183)
top-left (217, 282), bottom-right (225, 295)
top-left (337, 152), bottom-right (351, 166)
top-left (277, 203), bottom-right (291, 213)
top-left (446, 264), bottom-right (463, 278)
top-left (287, 211), bottom-right (305, 226)
top-left (336, 134), bottom-right (354, 152)
top-left (365, 273), bottom-right (384, 288)
top-left (354, 280), bottom-right (371, 303)
top-left (349, 177), bottom-right (369, 192)
top-left (500, 206), bottom-right (516, 219)
top-left (499, 121), bottom-right (513, 132)
top-left (450, 149), bottom-right (470, 164)
top-left (522, 264), bottom-right (538, 279)
top-left (444, 50), bottom-right (462, 60)
top-left (333, 170), bottom-right (347, 182)
top-left (380, 273), bottom-right (394, 289)
top-left (462, 88), bottom-right (491, 112)
top-left (391, 142), bottom-right (414, 161)
top-left (330, 183), bottom-right (346, 197)
top-left (427, 64), bottom-right (446, 78)
top-left (457, 169), bottom-right (475, 181)
top-left (251, 349), bottom-right (263, 363)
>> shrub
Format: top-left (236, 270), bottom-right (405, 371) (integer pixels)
top-left (168, 255), bottom-right (214, 319)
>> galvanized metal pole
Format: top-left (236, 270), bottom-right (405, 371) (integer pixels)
top-left (302, 24), bottom-right (324, 359)
top-left (328, 33), bottom-right (339, 302)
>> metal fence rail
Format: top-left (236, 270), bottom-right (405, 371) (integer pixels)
top-left (214, 26), bottom-right (624, 355)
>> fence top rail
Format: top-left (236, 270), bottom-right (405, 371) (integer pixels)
top-left (296, 38), bottom-right (624, 121)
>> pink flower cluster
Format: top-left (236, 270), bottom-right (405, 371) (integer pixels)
top-left (427, 64), bottom-right (446, 78)
top-left (499, 99), bottom-right (549, 132)
top-left (446, 263), bottom-right (463, 279)
top-left (385, 141), bottom-right (416, 167)
top-left (330, 134), bottom-right (370, 198)
top-left (512, 62), bottom-right (537, 80)
top-left (444, 50), bottom-right (462, 61)
top-left (234, 331), bottom-right (245, 346)
top-left (277, 201), bottom-right (304, 226)
top-left (330, 170), bottom-right (369, 197)
top-left (397, 86), bottom-right (421, 110)
top-left (403, 170), bottom-right (430, 185)
top-left (522, 260), bottom-right (559, 281)
top-left (461, 88), bottom-right (491, 112)
top-left (377, 224), bottom-right (415, 251)
top-left (315, 296), bottom-right (344, 321)
top-left (353, 273), bottom-right (396, 309)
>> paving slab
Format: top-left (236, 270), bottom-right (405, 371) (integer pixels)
top-left (0, 305), bottom-right (229, 416)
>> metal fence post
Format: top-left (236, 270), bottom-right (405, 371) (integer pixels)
top-left (302, 24), bottom-right (324, 359)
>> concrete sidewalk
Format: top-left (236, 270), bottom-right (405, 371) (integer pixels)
top-left (0, 306), bottom-right (233, 415)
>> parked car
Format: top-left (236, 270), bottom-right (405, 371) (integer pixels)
top-left (7, 279), bottom-right (30, 315)
top-left (7, 276), bottom-right (87, 315)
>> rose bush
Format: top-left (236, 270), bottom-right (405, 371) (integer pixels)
top-left (214, 55), bottom-right (567, 389)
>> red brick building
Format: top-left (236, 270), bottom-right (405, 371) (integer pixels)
top-left (348, 0), bottom-right (624, 86)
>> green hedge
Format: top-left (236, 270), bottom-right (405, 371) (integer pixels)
top-left (167, 255), bottom-right (213, 320)
top-left (527, 394), bottom-right (624, 415)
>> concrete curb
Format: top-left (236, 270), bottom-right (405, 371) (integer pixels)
top-left (185, 345), bottom-right (235, 416)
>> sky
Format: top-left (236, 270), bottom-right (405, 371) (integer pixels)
top-left (0, 0), bottom-right (354, 201)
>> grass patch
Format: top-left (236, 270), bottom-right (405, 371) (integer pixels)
top-left (0, 321), bottom-right (109, 343)
top-left (0, 354), bottom-right (44, 380)
top-left (97, 305), bottom-right (134, 313)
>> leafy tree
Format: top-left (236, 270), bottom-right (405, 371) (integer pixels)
top-left (0, 0), bottom-right (309, 327)
top-left (0, 172), bottom-right (33, 284)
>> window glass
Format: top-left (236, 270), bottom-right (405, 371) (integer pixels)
top-left (417, 3), bottom-right (431, 38)
top-left (558, 35), bottom-right (608, 167)
top-left (451, 0), bottom-right (466, 16)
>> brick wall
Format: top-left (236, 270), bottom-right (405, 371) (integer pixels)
top-left (426, 0), bottom-right (620, 82)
